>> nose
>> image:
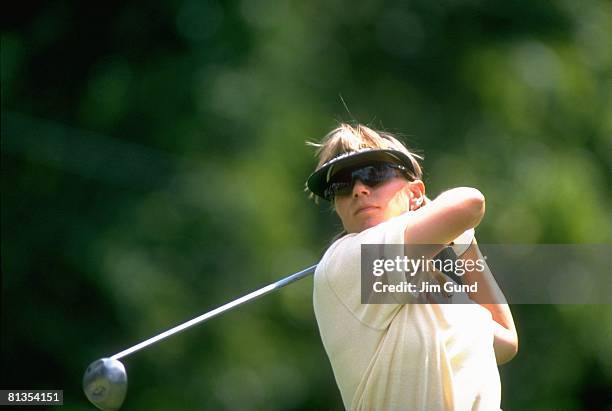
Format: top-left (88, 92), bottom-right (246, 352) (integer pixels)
top-left (352, 179), bottom-right (371, 197)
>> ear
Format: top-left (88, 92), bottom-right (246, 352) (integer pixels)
top-left (405, 180), bottom-right (425, 210)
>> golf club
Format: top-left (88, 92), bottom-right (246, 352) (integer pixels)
top-left (83, 264), bottom-right (317, 411)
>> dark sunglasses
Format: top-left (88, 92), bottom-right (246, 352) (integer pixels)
top-left (323, 163), bottom-right (409, 200)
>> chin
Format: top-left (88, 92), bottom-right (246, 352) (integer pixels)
top-left (354, 218), bottom-right (383, 233)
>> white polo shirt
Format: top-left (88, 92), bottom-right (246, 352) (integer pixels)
top-left (313, 212), bottom-right (500, 411)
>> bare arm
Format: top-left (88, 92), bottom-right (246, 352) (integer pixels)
top-left (404, 187), bottom-right (485, 246)
top-left (404, 188), bottom-right (517, 363)
top-left (461, 239), bottom-right (519, 364)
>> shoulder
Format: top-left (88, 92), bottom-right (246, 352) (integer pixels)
top-left (323, 212), bottom-right (414, 254)
top-left (316, 233), bottom-right (357, 275)
top-left (315, 212), bottom-right (414, 278)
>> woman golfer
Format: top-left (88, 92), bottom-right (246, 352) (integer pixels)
top-left (306, 124), bottom-right (518, 411)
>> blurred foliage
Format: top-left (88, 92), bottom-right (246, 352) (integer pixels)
top-left (2, 0), bottom-right (611, 410)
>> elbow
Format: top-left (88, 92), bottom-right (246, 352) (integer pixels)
top-left (496, 332), bottom-right (519, 365)
top-left (459, 187), bottom-right (486, 229)
top-left (497, 346), bottom-right (518, 366)
top-left (510, 333), bottom-right (519, 360)
top-left (498, 344), bottom-right (518, 365)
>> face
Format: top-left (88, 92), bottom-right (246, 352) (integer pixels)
top-left (333, 176), bottom-right (423, 233)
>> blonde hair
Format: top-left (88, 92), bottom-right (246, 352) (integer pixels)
top-left (306, 123), bottom-right (423, 202)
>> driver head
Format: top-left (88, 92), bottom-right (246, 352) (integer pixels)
top-left (83, 358), bottom-right (127, 411)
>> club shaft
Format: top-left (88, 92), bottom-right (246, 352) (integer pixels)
top-left (110, 264), bottom-right (317, 360)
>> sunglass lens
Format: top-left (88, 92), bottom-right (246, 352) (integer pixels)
top-left (325, 164), bottom-right (403, 200)
top-left (325, 181), bottom-right (351, 199)
top-left (354, 165), bottom-right (394, 186)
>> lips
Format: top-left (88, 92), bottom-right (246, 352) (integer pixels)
top-left (354, 205), bottom-right (379, 215)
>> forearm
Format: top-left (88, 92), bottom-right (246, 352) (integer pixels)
top-left (405, 187), bottom-right (486, 246)
top-left (461, 240), bottom-right (518, 364)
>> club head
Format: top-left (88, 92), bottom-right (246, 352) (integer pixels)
top-left (83, 358), bottom-right (127, 411)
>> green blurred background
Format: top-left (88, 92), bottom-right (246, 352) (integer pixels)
top-left (2, 1), bottom-right (611, 410)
